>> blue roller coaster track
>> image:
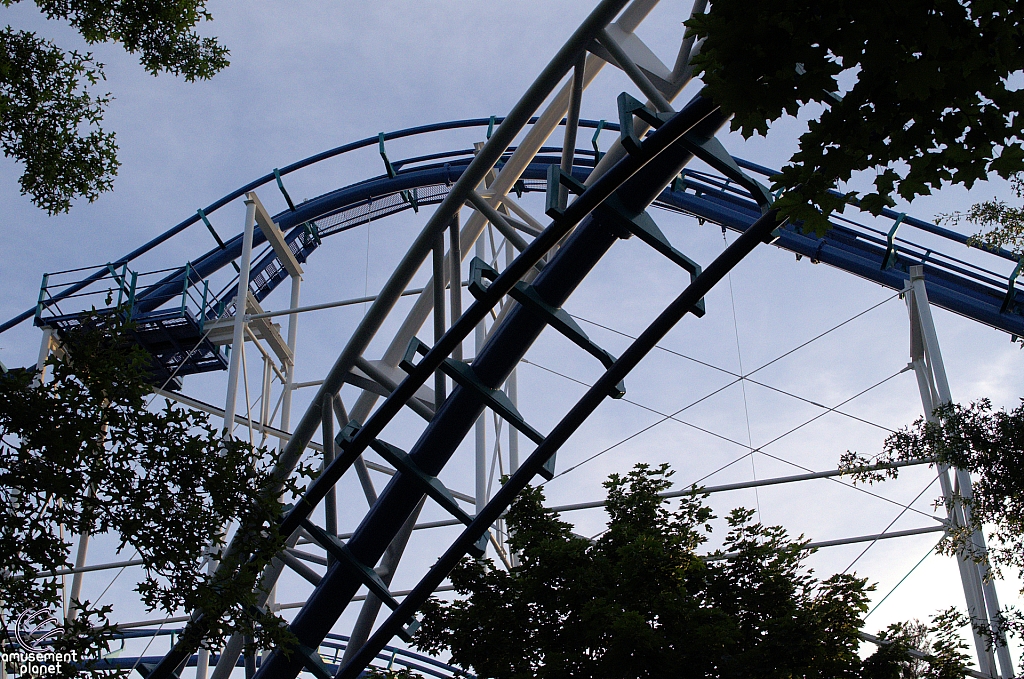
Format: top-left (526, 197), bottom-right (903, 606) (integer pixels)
top-left (6, 115), bottom-right (1022, 349)
top-left (5, 106), bottom-right (1023, 679)
top-left (5, 6), bottom-right (1023, 675)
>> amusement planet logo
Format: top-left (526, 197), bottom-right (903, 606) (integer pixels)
top-left (14, 608), bottom-right (63, 652)
top-left (1, 608), bottom-right (78, 676)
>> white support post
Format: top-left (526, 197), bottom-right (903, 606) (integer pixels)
top-left (201, 195), bottom-right (256, 679)
top-left (505, 238), bottom-right (520, 566)
top-left (906, 266), bottom-right (1012, 678)
top-left (195, 550), bottom-right (219, 679)
top-left (222, 196), bottom-right (258, 439)
top-left (507, 370), bottom-right (519, 470)
top-left (66, 503), bottom-right (91, 623)
top-left (433, 227), bottom-right (447, 407)
top-left (261, 581), bottom-right (277, 666)
top-left (196, 634), bottom-right (211, 676)
top-left (33, 327), bottom-right (54, 387)
top-left (260, 354), bottom-right (272, 434)
top-left (959, 471), bottom-right (1014, 677)
top-left (279, 275), bottom-right (301, 438)
top-left (267, 273), bottom-right (299, 624)
top-left (449, 212), bottom-right (463, 362)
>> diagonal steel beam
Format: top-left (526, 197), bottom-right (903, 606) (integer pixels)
top-left (335, 203), bottom-right (783, 679)
top-left (259, 95), bottom-right (724, 679)
top-left (145, 3), bottom-right (636, 677)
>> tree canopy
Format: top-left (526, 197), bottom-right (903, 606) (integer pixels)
top-left (939, 175), bottom-right (1024, 255)
top-left (0, 0), bottom-right (228, 214)
top-left (0, 313), bottom-right (288, 676)
top-left (687, 0), bottom-right (1024, 234)
top-left (843, 399), bottom-right (1024, 656)
top-left (415, 464), bottom-right (978, 679)
top-left (845, 401), bottom-right (1024, 587)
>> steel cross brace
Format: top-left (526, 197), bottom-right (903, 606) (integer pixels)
top-left (251, 97), bottom-right (722, 679)
top-left (402, 336), bottom-right (546, 445)
top-left (547, 160), bottom-right (707, 316)
top-left (297, 519), bottom-right (419, 643)
top-left (279, 95), bottom-right (717, 545)
top-left (468, 257), bottom-right (626, 400)
top-left (144, 3), bottom-right (639, 674)
top-left (335, 207), bottom-right (783, 679)
top-left (335, 420), bottom-right (488, 556)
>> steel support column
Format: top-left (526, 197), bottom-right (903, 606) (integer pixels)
top-left (222, 196), bottom-right (258, 439)
top-left (506, 240), bottom-right (519, 475)
top-left (321, 398), bottom-right (338, 560)
top-left (449, 213), bottom-right (463, 361)
top-left (256, 96), bottom-right (723, 679)
top-left (337, 176), bottom-right (778, 679)
top-left (278, 273), bottom-right (301, 443)
top-left (559, 54), bottom-right (586, 211)
top-left (433, 230), bottom-right (447, 405)
top-left (66, 508), bottom-right (90, 623)
top-left (906, 265), bottom-right (1012, 678)
top-left (199, 194), bottom-right (258, 679)
top-left (339, 497), bottom-right (427, 665)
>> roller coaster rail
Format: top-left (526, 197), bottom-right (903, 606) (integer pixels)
top-left (10, 125), bottom-right (1024, 346)
top-left (85, 631), bottom-right (469, 679)
top-left (4, 1), bottom-right (1021, 678)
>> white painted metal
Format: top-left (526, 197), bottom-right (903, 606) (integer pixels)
top-left (860, 632), bottom-right (993, 679)
top-left (364, 0), bottom-right (665, 385)
top-left (32, 327), bottom-right (54, 387)
top-left (506, 240), bottom-right (519, 475)
top-left (483, 191), bottom-right (546, 234)
top-left (249, 192), bottom-right (303, 278)
top-left (449, 211), bottom-right (464, 362)
top-left (208, 294), bottom-right (291, 365)
top-left (596, 27), bottom-right (674, 113)
top-left (585, 0), bottom-right (707, 190)
top-left (672, 0), bottom-right (707, 78)
top-left (246, 284), bottom-right (449, 321)
top-left (221, 196), bottom-right (258, 439)
top-left (66, 512), bottom-right (90, 623)
top-left (241, 324), bottom-right (287, 385)
top-left (201, 193), bottom-right (258, 679)
top-left (153, 387), bottom-right (324, 453)
top-left (906, 266), bottom-right (1012, 678)
top-left (602, 23), bottom-right (674, 94)
top-left (260, 355), bottom-right (272, 435)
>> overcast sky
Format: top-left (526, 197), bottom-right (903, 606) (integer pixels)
top-left (1, 1), bottom-right (1022, 674)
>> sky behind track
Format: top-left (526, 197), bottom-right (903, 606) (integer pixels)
top-left (1, 1), bottom-right (1022, 673)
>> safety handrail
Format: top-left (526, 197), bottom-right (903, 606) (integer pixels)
top-left (8, 117), bottom-right (1021, 341)
top-left (0, 117), bottom-right (620, 335)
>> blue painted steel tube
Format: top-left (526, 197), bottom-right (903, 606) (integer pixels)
top-left (655, 189), bottom-right (1024, 336)
top-left (0, 119), bottom-right (622, 335)
top-left (130, 165), bottom-right (476, 315)
top-left (136, 156), bottom-right (1024, 339)
top-left (23, 156), bottom-right (1024, 343)
top-left (148, 1), bottom-right (641, 674)
top-left (335, 207), bottom-right (783, 679)
top-left (732, 157), bottom-right (1020, 263)
top-left (20, 134), bottom-right (1022, 341)
top-left (255, 99), bottom-right (725, 679)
